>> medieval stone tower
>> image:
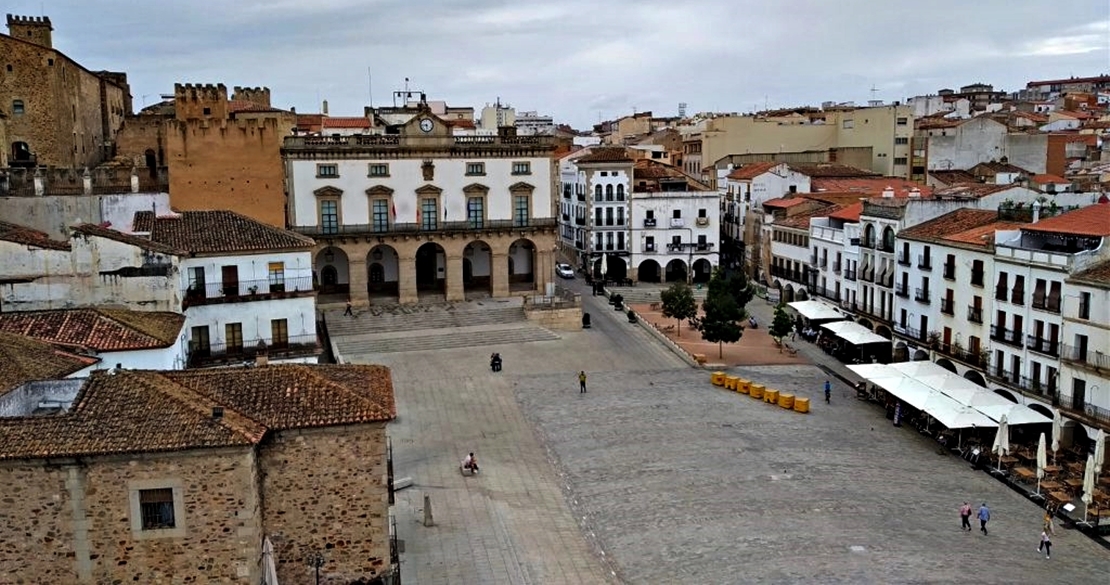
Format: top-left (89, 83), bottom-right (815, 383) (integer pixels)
top-left (173, 83), bottom-right (229, 121)
top-left (5, 14), bottom-right (52, 48)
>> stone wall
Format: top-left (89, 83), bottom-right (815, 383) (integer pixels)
top-left (0, 464), bottom-right (78, 583)
top-left (259, 422), bottom-right (391, 584)
top-left (524, 305), bottom-right (582, 330)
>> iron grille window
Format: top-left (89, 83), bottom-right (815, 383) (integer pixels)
top-left (320, 200), bottom-right (339, 234)
top-left (372, 199), bottom-right (389, 232)
top-left (467, 197), bottom-right (484, 229)
top-left (421, 198), bottom-right (438, 230)
top-left (139, 488), bottom-right (176, 530)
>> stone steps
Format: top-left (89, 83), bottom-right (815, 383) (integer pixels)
top-left (336, 324), bottom-right (560, 354)
top-left (327, 304), bottom-right (527, 336)
top-left (605, 286), bottom-right (708, 305)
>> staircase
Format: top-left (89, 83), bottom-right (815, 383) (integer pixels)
top-left (334, 323), bottom-right (560, 355)
top-left (605, 285), bottom-right (709, 305)
top-left (326, 302), bottom-right (527, 337)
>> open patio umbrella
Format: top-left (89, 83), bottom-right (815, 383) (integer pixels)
top-left (992, 415), bottom-right (1010, 473)
top-left (1094, 429), bottom-right (1106, 476)
top-left (261, 537), bottom-right (279, 585)
top-left (1051, 409), bottom-right (1063, 464)
top-left (1082, 454), bottom-right (1097, 524)
top-left (1035, 432), bottom-right (1047, 497)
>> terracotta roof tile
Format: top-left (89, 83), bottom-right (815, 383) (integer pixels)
top-left (1068, 260), bottom-right (1110, 288)
top-left (576, 147), bottom-right (634, 163)
top-left (899, 208), bottom-right (1027, 249)
top-left (133, 210), bottom-right (315, 254)
top-left (763, 197), bottom-right (809, 208)
top-left (1031, 174), bottom-right (1069, 183)
top-left (321, 116), bottom-right (372, 129)
top-left (827, 201), bottom-right (863, 222)
top-left (70, 223), bottom-right (187, 256)
top-left (0, 365), bottom-right (395, 460)
top-left (228, 99), bottom-right (281, 114)
top-left (0, 309), bottom-right (185, 352)
top-left (812, 178), bottom-right (932, 197)
top-left (1023, 202), bottom-right (1110, 237)
top-left (929, 170), bottom-right (979, 185)
top-left (0, 332), bottom-right (97, 395)
top-left (632, 159), bottom-right (712, 190)
top-left (726, 162), bottom-right (779, 180)
top-left (943, 220), bottom-right (1026, 247)
top-left (789, 163), bottom-right (879, 178)
top-left (775, 205), bottom-right (836, 229)
top-left (0, 221), bottom-right (71, 251)
top-left (933, 184), bottom-right (1016, 198)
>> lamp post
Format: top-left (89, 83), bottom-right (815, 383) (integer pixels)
top-left (308, 552), bottom-right (325, 585)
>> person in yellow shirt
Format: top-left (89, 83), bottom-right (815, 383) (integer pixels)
top-left (578, 371), bottom-right (587, 393)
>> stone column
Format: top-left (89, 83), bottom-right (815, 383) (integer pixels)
top-left (445, 255), bottom-right (465, 302)
top-left (491, 253), bottom-right (509, 298)
top-left (399, 256), bottom-right (418, 304)
top-left (348, 258), bottom-right (369, 306)
top-left (535, 249), bottom-right (553, 294)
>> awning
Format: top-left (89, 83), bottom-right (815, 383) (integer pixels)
top-left (822, 321), bottom-right (888, 345)
top-left (788, 300), bottom-right (845, 322)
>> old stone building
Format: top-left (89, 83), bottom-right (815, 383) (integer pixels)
top-left (0, 14), bottom-right (131, 168)
top-left (284, 102), bottom-right (558, 305)
top-left (114, 83), bottom-right (296, 227)
top-left (0, 364), bottom-right (397, 584)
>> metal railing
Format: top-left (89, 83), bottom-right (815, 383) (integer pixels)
top-left (990, 325), bottom-right (1023, 348)
top-left (294, 217), bottom-right (556, 237)
top-left (187, 333), bottom-right (319, 367)
top-left (914, 288), bottom-right (931, 303)
top-left (1031, 295), bottom-right (1061, 313)
top-left (844, 269), bottom-right (856, 281)
top-left (894, 324), bottom-right (924, 341)
top-left (967, 306), bottom-right (983, 323)
top-left (943, 264), bottom-right (955, 280)
top-left (970, 271), bottom-right (984, 287)
top-left (995, 285), bottom-right (1008, 301)
top-left (1011, 290), bottom-right (1025, 306)
top-left (940, 298), bottom-right (954, 315)
top-left (1026, 336), bottom-right (1060, 357)
top-left (917, 255), bottom-right (932, 270)
top-left (832, 262), bottom-right (841, 273)
top-left (895, 282), bottom-right (909, 297)
top-left (1061, 344), bottom-right (1110, 371)
top-left (184, 276), bottom-right (314, 307)
top-left (897, 253), bottom-right (911, 266)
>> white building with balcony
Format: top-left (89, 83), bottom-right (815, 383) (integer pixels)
top-left (630, 188), bottom-right (719, 284)
top-left (808, 202), bottom-right (862, 308)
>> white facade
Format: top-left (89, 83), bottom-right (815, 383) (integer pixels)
top-left (722, 164), bottom-right (811, 240)
top-left (73, 341), bottom-right (190, 376)
top-left (630, 190), bottom-right (719, 283)
top-left (516, 111), bottom-right (554, 136)
top-left (809, 215), bottom-right (858, 307)
top-left (1060, 275), bottom-right (1110, 434)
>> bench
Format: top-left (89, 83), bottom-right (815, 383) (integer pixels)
top-left (650, 302), bottom-right (661, 311)
top-left (661, 324), bottom-right (675, 333)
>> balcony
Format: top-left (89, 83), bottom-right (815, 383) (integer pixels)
top-left (695, 217), bottom-right (710, 227)
top-left (967, 306), bottom-right (983, 323)
top-left (561, 213), bottom-right (570, 221)
top-left (895, 282), bottom-right (909, 297)
top-left (810, 254), bottom-right (818, 265)
top-left (897, 253), bottom-right (911, 266)
top-left (1031, 295), bottom-right (1061, 313)
top-left (990, 325), bottom-right (1023, 348)
top-left (187, 333), bottom-right (320, 368)
top-left (987, 368), bottom-right (1057, 399)
top-left (1061, 344), bottom-right (1110, 372)
top-left (696, 243), bottom-right (714, 251)
top-left (1056, 399), bottom-right (1110, 430)
top-left (667, 243), bottom-right (684, 252)
top-left (183, 276), bottom-right (315, 309)
top-left (935, 342), bottom-right (988, 369)
top-left (814, 286), bottom-right (841, 302)
top-left (917, 255), bottom-right (932, 270)
top-left (832, 262), bottom-right (841, 273)
top-left (643, 243), bottom-right (656, 253)
top-left (861, 238), bottom-right (875, 249)
top-left (576, 193), bottom-right (586, 202)
top-left (878, 242), bottom-right (895, 254)
top-left (844, 269), bottom-right (856, 281)
top-left (575, 217), bottom-right (586, 226)
top-left (819, 257), bottom-right (828, 268)
top-left (940, 298), bottom-right (954, 315)
top-left (295, 217), bottom-right (557, 238)
top-left (644, 218), bottom-right (657, 227)
top-left (914, 288), bottom-right (931, 304)
top-left (894, 324), bottom-right (925, 342)
top-left (1026, 336), bottom-right (1060, 357)
top-left (943, 264), bottom-right (955, 280)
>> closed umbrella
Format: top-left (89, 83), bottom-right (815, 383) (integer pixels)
top-left (1094, 429), bottom-right (1106, 476)
top-left (1082, 454), bottom-right (1097, 524)
top-left (1035, 432), bottom-right (1047, 497)
top-left (599, 253), bottom-right (608, 279)
top-left (992, 415), bottom-right (1010, 472)
top-left (261, 537), bottom-right (279, 585)
top-left (1051, 409), bottom-right (1063, 463)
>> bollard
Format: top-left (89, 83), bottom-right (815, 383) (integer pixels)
top-left (711, 371), bottom-right (726, 386)
top-left (423, 493), bottom-right (434, 527)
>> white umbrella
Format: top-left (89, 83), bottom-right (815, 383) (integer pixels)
top-left (1094, 429), bottom-right (1106, 475)
top-left (599, 253), bottom-right (608, 278)
top-left (261, 537), bottom-right (279, 585)
top-left (1035, 432), bottom-right (1047, 496)
top-left (1082, 454), bottom-right (1097, 524)
top-left (1051, 409), bottom-right (1063, 463)
top-left (992, 415), bottom-right (1010, 472)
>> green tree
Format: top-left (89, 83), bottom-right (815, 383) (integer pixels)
top-left (769, 302), bottom-right (794, 351)
top-left (660, 282), bottom-right (697, 337)
top-left (692, 269), bottom-right (745, 358)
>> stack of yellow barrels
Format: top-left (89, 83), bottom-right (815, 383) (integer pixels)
top-left (707, 373), bottom-right (809, 414)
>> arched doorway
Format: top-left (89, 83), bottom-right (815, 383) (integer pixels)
top-left (367, 245), bottom-right (400, 301)
top-left (774, 281), bottom-right (784, 304)
top-left (935, 358), bottom-right (957, 373)
top-left (692, 259), bottom-right (713, 283)
top-left (508, 239), bottom-right (535, 292)
top-left (463, 240), bottom-right (493, 299)
top-left (11, 141), bottom-right (32, 164)
top-left (594, 254), bottom-right (627, 282)
top-left (875, 325), bottom-right (892, 339)
top-left (795, 288), bottom-right (809, 301)
top-left (665, 259), bottom-right (688, 283)
top-left (415, 242), bottom-right (446, 298)
top-left (144, 149), bottom-right (157, 177)
top-left (882, 226), bottom-right (895, 251)
top-left (784, 284), bottom-right (795, 303)
top-left (893, 341), bottom-right (908, 362)
top-left (314, 247), bottom-right (350, 296)
top-left (1028, 403), bottom-right (1053, 420)
top-left (638, 259), bottom-right (661, 283)
top-left (912, 349), bottom-right (929, 361)
top-left (857, 318), bottom-right (874, 331)
top-left (963, 370), bottom-right (987, 388)
top-left (994, 388), bottom-right (1019, 404)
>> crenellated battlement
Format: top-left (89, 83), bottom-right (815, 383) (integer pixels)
top-left (6, 14), bottom-right (52, 26)
top-left (174, 83), bottom-right (228, 102)
top-left (173, 83), bottom-right (228, 120)
top-left (6, 13), bottom-right (53, 47)
top-left (232, 86), bottom-right (272, 108)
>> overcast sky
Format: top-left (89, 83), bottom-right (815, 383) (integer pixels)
top-left (10, 1), bottom-right (1109, 128)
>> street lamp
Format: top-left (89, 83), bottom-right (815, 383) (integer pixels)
top-left (307, 552), bottom-right (325, 585)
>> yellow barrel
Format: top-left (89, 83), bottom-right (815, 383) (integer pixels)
top-left (749, 384), bottom-right (764, 399)
top-left (737, 379), bottom-right (750, 394)
top-left (794, 397), bottom-right (810, 413)
top-left (711, 371), bottom-right (726, 386)
top-left (725, 376), bottom-right (739, 391)
top-left (778, 393), bottom-right (795, 409)
top-left (764, 389), bottom-right (779, 404)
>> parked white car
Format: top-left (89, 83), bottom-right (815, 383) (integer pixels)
top-left (555, 263), bottom-right (575, 279)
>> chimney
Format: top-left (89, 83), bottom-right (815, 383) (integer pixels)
top-left (908, 188), bottom-right (922, 198)
top-left (882, 186), bottom-right (895, 198)
top-left (33, 167), bottom-right (44, 197)
top-left (1032, 200), bottom-right (1042, 223)
top-left (322, 99), bottom-right (328, 115)
top-left (82, 168), bottom-right (92, 195)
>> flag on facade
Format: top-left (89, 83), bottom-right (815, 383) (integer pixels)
top-left (391, 202), bottom-right (397, 221)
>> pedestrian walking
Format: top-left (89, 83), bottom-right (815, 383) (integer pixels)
top-left (343, 299), bottom-right (354, 317)
top-left (978, 503), bottom-right (991, 535)
top-left (1038, 529), bottom-right (1052, 558)
top-left (824, 380), bottom-right (832, 404)
top-left (959, 502), bottom-right (972, 531)
top-left (578, 371), bottom-right (587, 393)
top-left (1043, 510), bottom-right (1055, 536)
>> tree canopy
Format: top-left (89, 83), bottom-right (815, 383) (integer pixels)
top-left (660, 282), bottom-right (697, 336)
top-left (692, 268), bottom-right (753, 358)
top-left (769, 302), bottom-right (795, 349)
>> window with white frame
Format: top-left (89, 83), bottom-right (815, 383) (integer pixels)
top-left (512, 161), bottom-right (531, 175)
top-left (316, 164), bottom-right (339, 178)
top-left (368, 163), bottom-right (390, 177)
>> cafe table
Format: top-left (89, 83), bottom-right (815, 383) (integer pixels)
top-left (1013, 467), bottom-right (1036, 480)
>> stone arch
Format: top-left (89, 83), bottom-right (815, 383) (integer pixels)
top-left (367, 245), bottom-right (400, 300)
top-left (875, 325), bottom-right (893, 340)
top-left (882, 226), bottom-right (895, 250)
top-left (508, 238), bottom-right (536, 292)
top-left (638, 259), bottom-right (661, 283)
top-left (784, 284), bottom-right (795, 303)
top-left (692, 258), bottom-right (713, 283)
top-left (415, 242), bottom-right (447, 297)
top-left (935, 358), bottom-right (957, 373)
top-left (795, 288), bottom-right (809, 301)
top-left (665, 259), bottom-right (688, 283)
top-left (11, 141), bottom-right (32, 163)
top-left (963, 369), bottom-right (988, 388)
top-left (912, 349), bottom-right (929, 361)
top-left (314, 246), bottom-right (350, 296)
top-left (857, 318), bottom-right (874, 331)
top-left (463, 240), bottom-right (494, 298)
top-left (1028, 403), bottom-right (1053, 420)
top-left (594, 254), bottom-right (627, 282)
top-left (893, 341), bottom-right (908, 362)
top-left (863, 223), bottom-right (876, 246)
top-left (993, 388), bottom-right (1019, 403)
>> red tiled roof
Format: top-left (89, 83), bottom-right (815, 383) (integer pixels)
top-left (576, 147), bottom-right (634, 163)
top-left (898, 208), bottom-right (1008, 247)
top-left (827, 201), bottom-right (863, 222)
top-left (775, 205), bottom-right (837, 229)
top-left (929, 170), bottom-right (979, 185)
top-left (0, 309), bottom-right (185, 352)
top-left (933, 184), bottom-right (1016, 198)
top-left (726, 162), bottom-right (778, 180)
top-left (788, 163), bottom-right (879, 178)
top-left (133, 211), bottom-right (315, 254)
top-left (70, 223), bottom-right (187, 256)
top-left (0, 332), bottom-right (97, 395)
top-left (1069, 259), bottom-right (1110, 288)
top-left (0, 221), bottom-right (71, 251)
top-left (1031, 174), bottom-right (1068, 183)
top-left (228, 100), bottom-right (280, 114)
top-left (321, 116), bottom-right (372, 129)
top-left (0, 364), bottom-right (395, 460)
top-left (944, 220), bottom-right (1027, 247)
top-left (811, 178), bottom-right (932, 197)
top-left (1023, 202), bottom-right (1110, 237)
top-left (763, 197), bottom-right (809, 208)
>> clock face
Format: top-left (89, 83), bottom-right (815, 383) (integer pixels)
top-left (419, 118), bottom-right (434, 133)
